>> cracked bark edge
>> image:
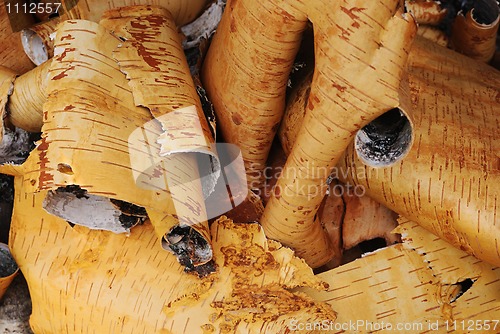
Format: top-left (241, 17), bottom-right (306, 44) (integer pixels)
top-left (298, 219), bottom-right (500, 329)
top-left (20, 0), bottom-right (210, 66)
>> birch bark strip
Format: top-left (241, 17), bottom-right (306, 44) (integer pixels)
top-left (15, 19), bottom-right (214, 267)
top-left (338, 36), bottom-right (500, 266)
top-left (100, 5), bottom-right (221, 261)
top-left (21, 0), bottom-right (209, 65)
top-left (261, 0), bottom-right (416, 268)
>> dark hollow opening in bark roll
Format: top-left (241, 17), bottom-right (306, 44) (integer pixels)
top-left (472, 0), bottom-right (500, 25)
top-left (163, 225), bottom-right (214, 277)
top-left (355, 108), bottom-right (412, 167)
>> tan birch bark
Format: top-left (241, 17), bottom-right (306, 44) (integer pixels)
top-left (8, 19), bottom-right (217, 267)
top-left (341, 190), bottom-right (400, 250)
top-left (405, 0), bottom-right (448, 26)
top-left (202, 0), bottom-right (308, 190)
top-left (298, 218), bottom-right (500, 331)
top-left (449, 0), bottom-right (500, 63)
top-left (0, 1), bottom-right (36, 73)
top-left (99, 6), bottom-right (221, 261)
top-left (261, 0), bottom-right (416, 268)
top-left (278, 70), bottom-right (312, 157)
top-left (417, 25), bottom-right (449, 47)
top-left (338, 36), bottom-right (500, 266)
top-left (21, 17), bottom-right (60, 65)
top-left (9, 169), bottom-right (336, 333)
top-left (7, 59), bottom-right (50, 132)
top-left (21, 0), bottom-right (209, 65)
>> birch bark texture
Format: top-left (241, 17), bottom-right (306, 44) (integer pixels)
top-left (0, 2), bottom-right (35, 73)
top-left (338, 36), bottom-right (500, 266)
top-left (204, 0), bottom-right (416, 267)
top-left (7, 15), bottom-right (220, 267)
top-left (298, 218), bottom-right (500, 330)
top-left (22, 0), bottom-right (209, 65)
top-left (10, 175), bottom-right (336, 333)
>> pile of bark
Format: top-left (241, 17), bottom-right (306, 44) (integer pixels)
top-left (0, 0), bottom-right (499, 333)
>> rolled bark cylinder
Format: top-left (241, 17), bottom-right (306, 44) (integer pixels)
top-left (338, 36), bottom-right (500, 266)
top-left (14, 16), bottom-right (219, 270)
top-left (202, 0), bottom-right (308, 190)
top-left (0, 2), bottom-right (36, 73)
top-left (280, 2), bottom-right (415, 267)
top-left (449, 0), bottom-right (500, 63)
top-left (21, 17), bottom-right (60, 65)
top-left (100, 6), bottom-right (221, 266)
top-left (7, 60), bottom-right (51, 132)
top-left (203, 0), bottom-right (416, 267)
top-left (21, 0), bottom-right (209, 65)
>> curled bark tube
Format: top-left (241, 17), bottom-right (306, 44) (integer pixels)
top-left (21, 18), bottom-right (60, 65)
top-left (21, 0), bottom-right (209, 65)
top-left (450, 0), bottom-right (500, 63)
top-left (281, 70), bottom-right (415, 168)
top-left (0, 2), bottom-right (36, 73)
top-left (338, 36), bottom-right (500, 266)
top-left (405, 0), bottom-right (448, 26)
top-left (100, 6), bottom-right (221, 267)
top-left (16, 19), bottom-right (219, 269)
top-left (202, 1), bottom-right (308, 190)
top-left (265, 1), bottom-right (416, 267)
top-left (7, 60), bottom-right (51, 132)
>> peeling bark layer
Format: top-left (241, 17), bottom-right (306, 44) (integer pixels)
top-left (21, 0), bottom-right (209, 65)
top-left (10, 176), bottom-right (336, 333)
